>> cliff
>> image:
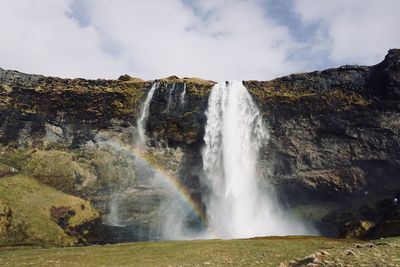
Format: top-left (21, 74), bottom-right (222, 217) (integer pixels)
top-left (0, 49), bottom-right (399, 243)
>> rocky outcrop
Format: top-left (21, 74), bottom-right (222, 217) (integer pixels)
top-left (0, 49), bottom-right (399, 242)
top-left (0, 69), bottom-right (151, 147)
top-left (245, 49), bottom-right (400, 201)
top-left (321, 193), bottom-right (400, 238)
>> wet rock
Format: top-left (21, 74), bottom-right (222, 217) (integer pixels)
top-left (49, 204), bottom-right (103, 244)
top-left (340, 220), bottom-right (376, 238)
top-left (0, 49), bottom-right (400, 243)
top-left (320, 194), bottom-right (400, 238)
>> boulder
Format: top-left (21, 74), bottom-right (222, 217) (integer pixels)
top-left (340, 220), bottom-right (375, 238)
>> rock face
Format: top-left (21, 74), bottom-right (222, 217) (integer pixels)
top-left (245, 50), bottom-right (400, 201)
top-left (0, 49), bottom-right (399, 242)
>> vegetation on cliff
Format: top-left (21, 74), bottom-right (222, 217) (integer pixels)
top-left (0, 50), bottom-right (399, 246)
top-left (0, 175), bottom-right (101, 246)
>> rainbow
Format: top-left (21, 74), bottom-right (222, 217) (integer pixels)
top-left (99, 138), bottom-right (209, 229)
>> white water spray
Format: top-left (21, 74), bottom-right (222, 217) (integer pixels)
top-left (137, 82), bottom-right (158, 145)
top-left (103, 81), bottom-right (159, 228)
top-left (109, 80), bottom-right (202, 240)
top-left (180, 84), bottom-right (186, 107)
top-left (202, 81), bottom-right (310, 238)
top-left (165, 84), bottom-right (176, 112)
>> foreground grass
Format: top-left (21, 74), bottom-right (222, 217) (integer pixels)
top-left (0, 236), bottom-right (361, 267)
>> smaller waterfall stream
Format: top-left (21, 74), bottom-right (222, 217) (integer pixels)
top-left (104, 82), bottom-right (159, 228)
top-left (137, 82), bottom-right (159, 145)
top-left (107, 80), bottom-right (203, 240)
top-left (180, 84), bottom-right (186, 107)
top-left (165, 84), bottom-right (176, 112)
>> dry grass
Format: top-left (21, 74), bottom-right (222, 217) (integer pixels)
top-left (0, 236), bottom-right (360, 267)
top-left (0, 236), bottom-right (397, 266)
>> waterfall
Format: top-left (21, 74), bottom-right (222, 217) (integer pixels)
top-left (165, 84), bottom-right (176, 112)
top-left (202, 81), bottom-right (310, 238)
top-left (165, 83), bottom-right (186, 113)
top-left (137, 82), bottom-right (158, 145)
top-left (180, 84), bottom-right (186, 107)
top-left (103, 82), bottom-right (160, 227)
top-left (115, 80), bottom-right (203, 240)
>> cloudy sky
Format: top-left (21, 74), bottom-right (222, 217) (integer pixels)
top-left (0, 0), bottom-right (399, 81)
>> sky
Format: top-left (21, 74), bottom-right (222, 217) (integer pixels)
top-left (0, 0), bottom-right (399, 81)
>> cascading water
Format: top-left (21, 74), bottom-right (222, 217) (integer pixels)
top-left (104, 81), bottom-right (159, 229)
top-left (202, 81), bottom-right (310, 238)
top-left (137, 82), bottom-right (159, 145)
top-left (164, 83), bottom-right (186, 113)
top-left (106, 80), bottom-right (203, 240)
top-left (180, 84), bottom-right (186, 107)
top-left (105, 80), bottom-right (311, 241)
top-left (165, 84), bottom-right (176, 112)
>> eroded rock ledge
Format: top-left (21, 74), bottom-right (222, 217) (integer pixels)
top-left (0, 49), bottom-right (399, 242)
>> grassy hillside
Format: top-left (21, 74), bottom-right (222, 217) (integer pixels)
top-left (0, 175), bottom-right (101, 246)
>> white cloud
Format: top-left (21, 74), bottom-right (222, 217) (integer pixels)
top-left (81, 0), bottom-right (301, 80)
top-left (294, 0), bottom-right (400, 65)
top-left (0, 0), bottom-right (301, 80)
top-left (0, 0), bottom-right (129, 79)
top-left (0, 0), bottom-right (398, 80)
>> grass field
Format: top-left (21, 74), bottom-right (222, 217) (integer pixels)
top-left (0, 236), bottom-right (366, 267)
top-left (0, 236), bottom-right (399, 266)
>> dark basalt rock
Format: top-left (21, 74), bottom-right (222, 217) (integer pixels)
top-left (339, 220), bottom-right (376, 239)
top-left (0, 70), bottom-right (153, 147)
top-left (49, 205), bottom-right (104, 244)
top-left (244, 49), bottom-right (400, 202)
top-left (118, 74), bottom-right (132, 81)
top-left (367, 220), bottom-right (400, 239)
top-left (0, 49), bottom-right (399, 239)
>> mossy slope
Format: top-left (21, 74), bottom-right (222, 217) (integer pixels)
top-left (0, 175), bottom-right (101, 246)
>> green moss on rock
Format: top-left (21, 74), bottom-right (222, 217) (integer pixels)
top-left (0, 146), bottom-right (29, 171)
top-left (159, 76), bottom-right (215, 96)
top-left (246, 79), bottom-right (371, 113)
top-left (0, 175), bottom-right (102, 246)
top-left (24, 150), bottom-right (97, 194)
